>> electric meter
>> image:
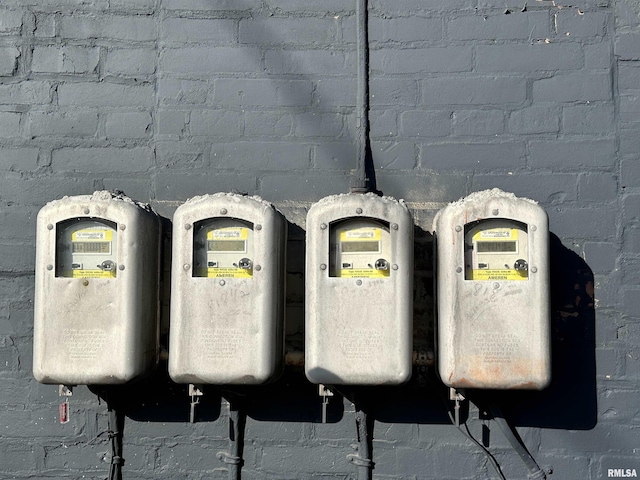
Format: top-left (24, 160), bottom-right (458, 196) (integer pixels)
top-left (169, 193), bottom-right (286, 385)
top-left (33, 191), bottom-right (161, 385)
top-left (305, 193), bottom-right (413, 385)
top-left (434, 189), bottom-right (550, 390)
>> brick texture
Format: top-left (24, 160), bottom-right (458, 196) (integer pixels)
top-left (0, 0), bottom-right (635, 479)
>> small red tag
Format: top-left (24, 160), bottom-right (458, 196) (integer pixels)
top-left (59, 401), bottom-right (69, 424)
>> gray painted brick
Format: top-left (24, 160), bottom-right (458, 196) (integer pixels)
top-left (371, 141), bottom-right (416, 170)
top-left (314, 78), bottom-right (355, 107)
top-left (31, 46), bottom-right (99, 74)
top-left (509, 106), bottom-right (560, 134)
top-left (28, 112), bottom-right (98, 137)
top-left (240, 18), bottom-right (339, 45)
top-left (0, 47), bottom-right (19, 75)
top-left (371, 78), bottom-right (419, 106)
top-left (101, 177), bottom-right (152, 201)
top-left (0, 441), bottom-right (36, 475)
top-left (548, 206), bottom-right (617, 239)
top-left (105, 112), bottom-right (152, 139)
top-left (52, 147), bottom-right (153, 173)
top-left (617, 64), bottom-right (640, 91)
top-left (621, 155), bottom-right (640, 188)
top-left (111, 0), bottom-right (155, 10)
top-left (156, 140), bottom-right (206, 168)
top-left (623, 193), bottom-right (640, 224)
top-left (105, 48), bottom-right (157, 76)
top-left (258, 173), bottom-right (350, 201)
top-left (533, 72), bottom-right (612, 102)
top-left (244, 111), bottom-right (293, 136)
top-left (265, 49), bottom-right (354, 75)
top-left (260, 445), bottom-right (348, 474)
top-left (0, 81), bottom-right (52, 106)
top-left (585, 42), bottom-right (613, 68)
top-left (35, 14), bottom-right (56, 38)
top-left (0, 10), bottom-right (23, 33)
top-left (155, 172), bottom-right (257, 200)
top-left (214, 79), bottom-right (313, 107)
top-left (212, 142), bottom-right (310, 170)
top-left (314, 142), bottom-right (356, 170)
top-left (58, 82), bottom-right (154, 107)
top-left (529, 138), bottom-right (616, 169)
top-left (264, 0), bottom-right (351, 12)
top-left (370, 109), bottom-right (398, 137)
top-left (555, 10), bottom-right (608, 37)
top-left (616, 32), bottom-right (640, 60)
top-left (620, 94), bottom-right (640, 123)
top-left (162, 0), bottom-right (259, 10)
top-left (563, 104), bottom-right (615, 133)
top-left (453, 109), bottom-right (504, 136)
top-left (0, 147), bottom-right (39, 171)
top-left (579, 172), bottom-right (618, 202)
top-left (401, 110), bottom-right (451, 137)
top-left (583, 242), bottom-right (617, 273)
top-left (476, 44), bottom-right (583, 72)
top-left (372, 0), bottom-right (473, 14)
top-left (60, 15), bottom-right (156, 42)
top-left (294, 112), bottom-right (343, 137)
top-left (161, 47), bottom-right (262, 74)
top-left (447, 11), bottom-right (549, 41)
top-left (162, 18), bottom-right (237, 44)
top-left (157, 109), bottom-right (187, 136)
top-left (158, 79), bottom-right (211, 105)
top-left (0, 112), bottom-right (21, 137)
top-left (472, 173), bottom-right (578, 204)
top-left (370, 17), bottom-right (443, 42)
top-left (189, 110), bottom-right (243, 137)
top-left (619, 128), bottom-right (640, 155)
top-left (422, 76), bottom-right (527, 105)
top-left (371, 47), bottom-right (472, 74)
top-left (421, 142), bottom-right (526, 171)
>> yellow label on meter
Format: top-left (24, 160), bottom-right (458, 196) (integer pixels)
top-left (72, 230), bottom-right (113, 242)
top-left (198, 267), bottom-right (253, 279)
top-left (466, 269), bottom-right (528, 281)
top-left (202, 226), bottom-right (252, 278)
top-left (336, 226), bottom-right (388, 278)
top-left (338, 268), bottom-right (390, 279)
top-left (64, 269), bottom-right (117, 279)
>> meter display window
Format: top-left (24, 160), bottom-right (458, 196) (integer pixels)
top-left (193, 218), bottom-right (254, 278)
top-left (55, 218), bottom-right (118, 278)
top-left (464, 219), bottom-right (528, 281)
top-left (329, 219), bottom-right (391, 278)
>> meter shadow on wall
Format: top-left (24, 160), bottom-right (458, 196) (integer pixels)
top-left (484, 233), bottom-right (596, 430)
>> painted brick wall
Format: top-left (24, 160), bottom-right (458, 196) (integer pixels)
top-left (0, 0), bottom-right (638, 479)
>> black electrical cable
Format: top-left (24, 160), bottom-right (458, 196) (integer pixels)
top-left (217, 395), bottom-right (246, 480)
top-left (351, 0), bottom-right (370, 193)
top-left (425, 375), bottom-right (506, 480)
top-left (488, 403), bottom-right (547, 480)
top-left (106, 391), bottom-right (124, 480)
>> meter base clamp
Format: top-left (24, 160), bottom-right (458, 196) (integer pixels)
top-left (169, 193), bottom-right (286, 385)
top-left (433, 189), bottom-right (551, 391)
top-left (33, 191), bottom-right (161, 385)
top-left (305, 193), bottom-right (413, 386)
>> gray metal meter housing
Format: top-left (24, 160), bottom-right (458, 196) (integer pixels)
top-left (33, 191), bottom-right (161, 385)
top-left (305, 193), bottom-right (413, 385)
top-left (434, 189), bottom-right (551, 390)
top-left (169, 193), bottom-right (286, 385)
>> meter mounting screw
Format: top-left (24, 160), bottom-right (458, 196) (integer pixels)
top-left (256, 224), bottom-right (262, 231)
top-left (392, 223), bottom-right (398, 230)
top-left (320, 223), bottom-right (327, 230)
top-left (320, 264), bottom-right (327, 271)
top-left (255, 265), bottom-right (261, 271)
top-left (219, 280), bottom-right (225, 286)
top-left (392, 264), bottom-right (398, 271)
top-left (456, 267), bottom-right (462, 273)
top-left (531, 225), bottom-right (537, 231)
top-left (118, 265), bottom-right (125, 271)
top-left (119, 224), bottom-right (126, 230)
top-left (46, 264), bottom-right (53, 271)
top-left (531, 266), bottom-right (538, 273)
top-left (455, 225), bottom-right (462, 232)
top-left (183, 263), bottom-right (190, 270)
top-left (47, 224), bottom-right (53, 230)
top-left (492, 209), bottom-right (499, 216)
top-left (83, 208), bottom-right (90, 215)
top-left (356, 208), bottom-right (363, 214)
top-left (185, 223), bottom-right (191, 230)
top-left (356, 279), bottom-right (362, 286)
top-left (220, 208), bottom-right (227, 215)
